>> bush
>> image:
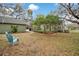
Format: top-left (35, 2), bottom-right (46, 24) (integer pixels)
top-left (55, 29), bottom-right (63, 33)
top-left (35, 30), bottom-right (44, 33)
top-left (11, 25), bottom-right (18, 33)
top-left (64, 30), bottom-right (69, 33)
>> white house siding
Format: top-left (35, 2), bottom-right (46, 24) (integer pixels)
top-left (0, 24), bottom-right (26, 33)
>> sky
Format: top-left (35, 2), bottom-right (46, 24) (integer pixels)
top-left (22, 3), bottom-right (59, 19)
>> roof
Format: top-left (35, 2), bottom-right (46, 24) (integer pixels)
top-left (0, 16), bottom-right (27, 25)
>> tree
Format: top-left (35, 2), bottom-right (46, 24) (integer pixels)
top-left (59, 3), bottom-right (79, 24)
top-left (32, 15), bottom-right (46, 32)
top-left (14, 3), bottom-right (24, 19)
top-left (0, 3), bottom-right (26, 19)
top-left (0, 4), bottom-right (15, 15)
top-left (46, 14), bottom-right (60, 31)
top-left (32, 14), bottom-right (61, 32)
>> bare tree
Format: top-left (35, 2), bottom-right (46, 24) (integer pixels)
top-left (14, 3), bottom-right (24, 19)
top-left (59, 3), bottom-right (79, 24)
top-left (0, 4), bottom-right (15, 16)
top-left (0, 3), bottom-right (27, 20)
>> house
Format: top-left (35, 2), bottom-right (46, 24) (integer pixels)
top-left (0, 15), bottom-right (29, 33)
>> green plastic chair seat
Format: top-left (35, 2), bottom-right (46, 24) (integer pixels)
top-left (5, 32), bottom-right (19, 45)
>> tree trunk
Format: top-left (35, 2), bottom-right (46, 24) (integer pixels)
top-left (43, 24), bottom-right (46, 32)
top-left (49, 24), bottom-right (51, 32)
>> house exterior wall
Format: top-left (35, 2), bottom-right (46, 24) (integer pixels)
top-left (0, 24), bottom-right (26, 33)
top-left (17, 25), bottom-right (26, 32)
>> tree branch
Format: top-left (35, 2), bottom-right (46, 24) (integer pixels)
top-left (63, 18), bottom-right (79, 24)
top-left (60, 3), bottom-right (79, 19)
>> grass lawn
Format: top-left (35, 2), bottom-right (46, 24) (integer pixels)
top-left (0, 32), bottom-right (79, 56)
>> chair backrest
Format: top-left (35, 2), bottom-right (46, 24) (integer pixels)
top-left (5, 32), bottom-right (13, 43)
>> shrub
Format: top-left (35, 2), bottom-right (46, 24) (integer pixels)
top-left (64, 30), bottom-right (69, 33)
top-left (11, 25), bottom-right (18, 33)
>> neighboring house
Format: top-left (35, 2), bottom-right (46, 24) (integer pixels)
top-left (0, 16), bottom-right (29, 33)
top-left (68, 23), bottom-right (79, 30)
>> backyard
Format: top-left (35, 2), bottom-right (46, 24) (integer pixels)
top-left (0, 32), bottom-right (79, 56)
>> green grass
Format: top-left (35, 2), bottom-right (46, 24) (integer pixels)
top-left (0, 32), bottom-right (79, 56)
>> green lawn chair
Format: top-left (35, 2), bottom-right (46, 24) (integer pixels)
top-left (5, 32), bottom-right (19, 45)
